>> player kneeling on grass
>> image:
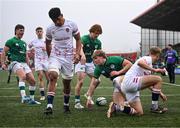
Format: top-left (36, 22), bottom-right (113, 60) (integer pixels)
top-left (1, 24), bottom-right (40, 105)
top-left (121, 46), bottom-right (168, 116)
top-left (85, 50), bottom-right (138, 117)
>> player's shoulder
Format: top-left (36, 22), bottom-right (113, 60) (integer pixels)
top-left (95, 38), bottom-right (101, 43)
top-left (65, 19), bottom-right (76, 24)
top-left (30, 38), bottom-right (38, 44)
top-left (81, 34), bottom-right (89, 39)
top-left (46, 23), bottom-right (56, 30)
top-left (142, 56), bottom-right (151, 60)
top-left (108, 56), bottom-right (122, 60)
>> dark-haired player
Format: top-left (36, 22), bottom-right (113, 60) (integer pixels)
top-left (28, 27), bottom-right (49, 101)
top-left (1, 24), bottom-right (40, 104)
top-left (44, 7), bottom-right (81, 114)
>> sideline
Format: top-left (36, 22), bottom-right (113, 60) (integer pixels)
top-left (163, 82), bottom-right (180, 87)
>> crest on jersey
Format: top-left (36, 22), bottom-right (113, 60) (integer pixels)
top-left (95, 45), bottom-right (98, 49)
top-left (101, 70), bottom-right (105, 74)
top-left (15, 43), bottom-right (19, 46)
top-left (110, 64), bottom-right (115, 69)
top-left (86, 44), bottom-right (90, 47)
top-left (66, 28), bottom-right (70, 32)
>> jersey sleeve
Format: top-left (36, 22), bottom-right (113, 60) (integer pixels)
top-left (81, 36), bottom-right (86, 45)
top-left (143, 56), bottom-right (152, 66)
top-left (5, 39), bottom-right (13, 48)
top-left (46, 27), bottom-right (52, 41)
top-left (174, 50), bottom-right (178, 57)
top-left (71, 22), bottom-right (79, 36)
top-left (97, 39), bottom-right (102, 50)
top-left (93, 67), bottom-right (101, 79)
top-left (28, 41), bottom-right (33, 49)
top-left (116, 56), bottom-right (124, 65)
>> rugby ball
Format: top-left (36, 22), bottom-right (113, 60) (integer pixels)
top-left (96, 97), bottom-right (107, 106)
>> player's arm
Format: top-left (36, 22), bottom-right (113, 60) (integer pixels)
top-left (87, 77), bottom-right (99, 98)
top-left (1, 46), bottom-right (9, 69)
top-left (80, 44), bottom-right (86, 65)
top-left (86, 77), bottom-right (100, 108)
top-left (138, 59), bottom-right (165, 73)
top-left (73, 33), bottom-right (81, 64)
top-left (26, 52), bottom-right (30, 66)
top-left (110, 59), bottom-right (132, 77)
top-left (175, 51), bottom-right (179, 64)
top-left (45, 38), bottom-right (52, 57)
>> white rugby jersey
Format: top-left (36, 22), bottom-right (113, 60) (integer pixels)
top-left (28, 38), bottom-right (48, 62)
top-left (125, 56), bottom-right (152, 77)
top-left (46, 19), bottom-right (79, 58)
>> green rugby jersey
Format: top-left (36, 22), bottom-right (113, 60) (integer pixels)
top-left (81, 35), bottom-right (101, 63)
top-left (94, 56), bottom-right (124, 80)
top-left (5, 37), bottom-right (27, 62)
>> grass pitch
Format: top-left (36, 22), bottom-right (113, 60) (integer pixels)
top-left (0, 70), bottom-right (180, 127)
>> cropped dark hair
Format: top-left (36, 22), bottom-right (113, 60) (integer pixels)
top-left (14, 24), bottom-right (24, 35)
top-left (48, 7), bottom-right (62, 22)
top-left (89, 24), bottom-right (102, 34)
top-left (36, 27), bottom-right (43, 31)
top-left (168, 44), bottom-right (173, 47)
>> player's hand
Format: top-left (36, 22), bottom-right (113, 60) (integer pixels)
top-left (2, 63), bottom-right (7, 70)
top-left (110, 71), bottom-right (119, 77)
top-left (80, 55), bottom-right (86, 65)
top-left (160, 92), bottom-right (167, 102)
top-left (74, 53), bottom-right (80, 64)
top-left (154, 68), bottom-right (165, 74)
top-left (86, 99), bottom-right (93, 109)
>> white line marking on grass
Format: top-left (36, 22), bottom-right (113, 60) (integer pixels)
top-left (1, 94), bottom-right (180, 98)
top-left (1, 82), bottom-right (180, 90)
top-left (163, 82), bottom-right (180, 87)
top-left (0, 87), bottom-right (114, 90)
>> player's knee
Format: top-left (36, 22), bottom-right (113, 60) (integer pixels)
top-left (77, 79), bottom-right (84, 87)
top-left (28, 77), bottom-right (36, 85)
top-left (156, 76), bottom-right (162, 82)
top-left (135, 110), bottom-right (144, 116)
top-left (38, 75), bottom-right (43, 81)
top-left (48, 71), bottom-right (58, 81)
top-left (38, 73), bottom-right (43, 81)
top-left (19, 75), bottom-right (26, 81)
top-left (95, 78), bottom-right (101, 85)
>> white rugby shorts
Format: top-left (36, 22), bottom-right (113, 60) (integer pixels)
top-left (10, 61), bottom-right (32, 74)
top-left (75, 62), bottom-right (95, 75)
top-left (48, 56), bottom-right (73, 80)
top-left (121, 76), bottom-right (142, 102)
